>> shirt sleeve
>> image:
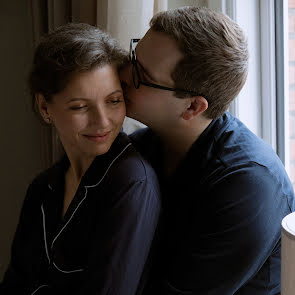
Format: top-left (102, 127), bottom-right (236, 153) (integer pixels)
top-left (73, 178), bottom-right (161, 295)
top-left (163, 164), bottom-right (288, 294)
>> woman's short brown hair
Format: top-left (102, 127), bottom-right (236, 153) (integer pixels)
top-left (150, 6), bottom-right (249, 119)
top-left (29, 23), bottom-right (128, 111)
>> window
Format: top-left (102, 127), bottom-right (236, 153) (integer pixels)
top-left (287, 0), bottom-right (295, 188)
top-left (276, 0), bottom-right (295, 190)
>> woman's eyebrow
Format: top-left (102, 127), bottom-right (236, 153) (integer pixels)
top-left (106, 90), bottom-right (123, 97)
top-left (66, 98), bottom-right (88, 103)
top-left (66, 90), bottom-right (123, 103)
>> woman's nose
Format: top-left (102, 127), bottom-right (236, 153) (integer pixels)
top-left (90, 108), bottom-right (110, 128)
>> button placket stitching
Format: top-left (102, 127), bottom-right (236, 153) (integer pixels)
top-left (46, 143), bottom-right (132, 273)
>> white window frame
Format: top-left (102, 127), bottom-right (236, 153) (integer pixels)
top-left (275, 0), bottom-right (290, 170)
top-left (260, 0), bottom-right (277, 151)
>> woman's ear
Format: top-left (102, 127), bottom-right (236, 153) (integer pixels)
top-left (35, 93), bottom-right (51, 124)
top-left (181, 96), bottom-right (208, 120)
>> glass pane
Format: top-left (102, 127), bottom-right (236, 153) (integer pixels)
top-left (289, 0), bottom-right (295, 190)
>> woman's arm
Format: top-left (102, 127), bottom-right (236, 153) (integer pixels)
top-left (74, 178), bottom-right (161, 295)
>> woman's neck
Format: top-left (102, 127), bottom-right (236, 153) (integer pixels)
top-left (65, 152), bottom-right (95, 184)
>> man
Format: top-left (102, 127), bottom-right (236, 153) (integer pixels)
top-left (120, 6), bottom-right (295, 295)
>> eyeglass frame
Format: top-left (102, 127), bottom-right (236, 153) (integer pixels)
top-left (129, 38), bottom-right (204, 97)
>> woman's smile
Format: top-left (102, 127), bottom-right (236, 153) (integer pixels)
top-left (83, 131), bottom-right (111, 142)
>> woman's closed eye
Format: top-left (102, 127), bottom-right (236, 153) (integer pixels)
top-left (108, 96), bottom-right (124, 105)
top-left (69, 105), bottom-right (87, 111)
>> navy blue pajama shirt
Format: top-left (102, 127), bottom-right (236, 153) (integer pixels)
top-left (130, 112), bottom-right (295, 295)
top-left (0, 132), bottom-right (161, 295)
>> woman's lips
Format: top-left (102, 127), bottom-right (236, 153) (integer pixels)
top-left (83, 131), bottom-right (111, 142)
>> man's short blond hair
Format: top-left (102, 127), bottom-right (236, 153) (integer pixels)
top-left (150, 6), bottom-right (248, 119)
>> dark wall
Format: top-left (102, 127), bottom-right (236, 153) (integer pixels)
top-left (0, 1), bottom-right (44, 279)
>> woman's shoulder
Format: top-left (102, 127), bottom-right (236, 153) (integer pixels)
top-left (110, 132), bottom-right (158, 182)
top-left (24, 156), bottom-right (67, 202)
top-left (86, 133), bottom-right (161, 204)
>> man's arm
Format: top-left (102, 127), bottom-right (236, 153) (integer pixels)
top-left (165, 164), bottom-right (289, 294)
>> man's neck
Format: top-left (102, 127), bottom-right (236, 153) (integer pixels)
top-left (157, 118), bottom-right (212, 178)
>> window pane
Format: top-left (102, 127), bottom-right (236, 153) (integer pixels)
top-left (289, 0), bottom-right (295, 189)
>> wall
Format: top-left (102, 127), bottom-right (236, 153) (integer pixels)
top-left (168, 0), bottom-right (207, 9)
top-left (0, 1), bottom-right (44, 280)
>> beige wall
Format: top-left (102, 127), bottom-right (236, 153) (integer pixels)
top-left (168, 0), bottom-right (207, 9)
top-left (0, 1), bottom-right (45, 279)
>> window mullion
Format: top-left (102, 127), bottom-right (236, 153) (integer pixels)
top-left (275, 0), bottom-right (290, 167)
top-left (260, 0), bottom-right (277, 151)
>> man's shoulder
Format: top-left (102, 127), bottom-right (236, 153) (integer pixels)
top-left (128, 128), bottom-right (160, 163)
top-left (216, 113), bottom-right (280, 168)
top-left (197, 113), bottom-right (293, 196)
top-left (129, 127), bottom-right (154, 145)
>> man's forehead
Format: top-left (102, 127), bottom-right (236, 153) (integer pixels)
top-left (136, 30), bottom-right (183, 68)
top-left (135, 30), bottom-right (183, 86)
top-left (138, 30), bottom-right (176, 50)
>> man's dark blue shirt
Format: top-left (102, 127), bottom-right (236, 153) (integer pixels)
top-left (130, 112), bottom-right (295, 295)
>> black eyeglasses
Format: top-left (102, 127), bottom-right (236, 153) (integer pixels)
top-left (129, 38), bottom-right (202, 97)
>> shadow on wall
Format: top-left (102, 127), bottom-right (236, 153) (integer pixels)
top-left (0, 1), bottom-right (45, 280)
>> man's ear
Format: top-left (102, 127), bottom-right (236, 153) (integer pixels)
top-left (181, 96), bottom-right (208, 120)
top-left (35, 93), bottom-right (51, 123)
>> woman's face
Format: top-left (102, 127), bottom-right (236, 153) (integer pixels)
top-left (40, 65), bottom-right (126, 160)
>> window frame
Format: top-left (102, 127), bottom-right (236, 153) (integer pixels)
top-left (275, 0), bottom-right (290, 169)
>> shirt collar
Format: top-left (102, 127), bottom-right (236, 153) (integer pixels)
top-left (189, 112), bottom-right (233, 153)
top-left (46, 132), bottom-right (132, 191)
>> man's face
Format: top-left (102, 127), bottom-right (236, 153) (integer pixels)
top-left (120, 29), bottom-right (186, 131)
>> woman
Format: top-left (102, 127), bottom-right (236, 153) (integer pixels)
top-left (0, 23), bottom-right (161, 295)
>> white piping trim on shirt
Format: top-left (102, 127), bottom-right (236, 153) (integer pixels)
top-left (86, 143), bottom-right (132, 189)
top-left (41, 204), bottom-right (50, 264)
top-left (46, 143), bottom-right (132, 273)
top-left (53, 261), bottom-right (84, 273)
top-left (31, 284), bottom-right (49, 295)
top-left (50, 194), bottom-right (87, 250)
